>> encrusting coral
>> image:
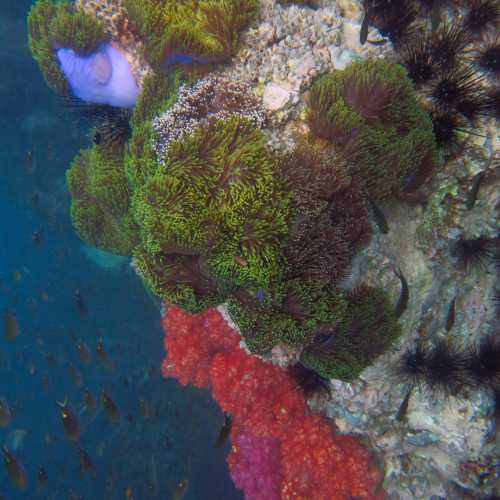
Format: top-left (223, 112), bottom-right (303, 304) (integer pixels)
top-left (307, 58), bottom-right (438, 200)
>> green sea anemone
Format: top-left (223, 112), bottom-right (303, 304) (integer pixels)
top-left (67, 140), bottom-right (139, 256)
top-left (282, 141), bottom-right (372, 284)
top-left (122, 0), bottom-right (259, 68)
top-left (227, 279), bottom-right (349, 354)
top-left (307, 59), bottom-right (438, 200)
top-left (301, 286), bottom-right (402, 381)
top-left (132, 115), bottom-right (292, 292)
top-left (125, 71), bottom-right (186, 189)
top-left (133, 247), bottom-right (230, 312)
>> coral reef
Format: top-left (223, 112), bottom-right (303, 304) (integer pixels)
top-left (26, 0), bottom-right (500, 496)
top-left (307, 59), bottom-right (438, 200)
top-left (28, 0), bottom-right (108, 93)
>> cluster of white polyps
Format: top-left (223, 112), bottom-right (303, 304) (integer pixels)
top-left (152, 75), bottom-right (267, 165)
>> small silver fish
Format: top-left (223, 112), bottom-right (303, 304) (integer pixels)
top-left (369, 199), bottom-right (389, 234)
top-left (395, 388), bottom-right (412, 422)
top-left (3, 310), bottom-right (20, 341)
top-left (214, 413), bottom-right (232, 448)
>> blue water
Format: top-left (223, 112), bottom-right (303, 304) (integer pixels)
top-left (0, 2), bottom-right (243, 498)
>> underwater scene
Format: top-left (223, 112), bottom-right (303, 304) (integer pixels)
top-left (1, 0), bottom-right (499, 498)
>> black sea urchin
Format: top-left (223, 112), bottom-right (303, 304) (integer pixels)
top-left (430, 109), bottom-right (470, 151)
top-left (395, 339), bottom-right (470, 399)
top-left (423, 338), bottom-right (468, 398)
top-left (399, 34), bottom-right (437, 86)
top-left (363, 0), bottom-right (418, 46)
top-left (465, 334), bottom-right (500, 390)
top-left (430, 23), bottom-right (471, 71)
top-left (452, 235), bottom-right (495, 271)
top-left (455, 92), bottom-right (490, 124)
top-left (92, 108), bottom-right (132, 148)
top-left (393, 342), bottom-right (431, 390)
top-left (430, 65), bottom-right (485, 111)
top-left (288, 363), bottom-right (331, 399)
top-left (472, 34), bottom-right (500, 77)
top-left (485, 88), bottom-right (500, 120)
top-left (462, 0), bottom-right (500, 38)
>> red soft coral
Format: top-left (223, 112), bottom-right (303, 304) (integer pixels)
top-left (280, 414), bottom-right (384, 499)
top-left (210, 349), bottom-right (307, 440)
top-left (161, 305), bottom-right (385, 499)
top-left (161, 305), bottom-right (239, 387)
